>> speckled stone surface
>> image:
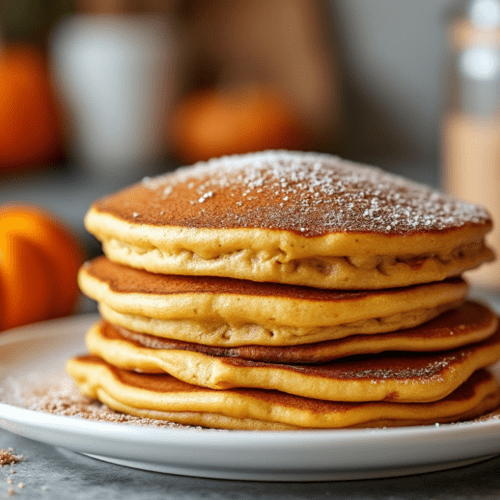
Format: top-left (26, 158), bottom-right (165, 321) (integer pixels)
top-left (1, 428), bottom-right (500, 500)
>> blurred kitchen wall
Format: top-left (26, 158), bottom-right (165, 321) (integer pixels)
top-left (0, 0), bottom-right (457, 171)
top-left (333, 0), bottom-right (455, 165)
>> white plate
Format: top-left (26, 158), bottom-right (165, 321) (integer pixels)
top-left (1, 314), bottom-right (500, 482)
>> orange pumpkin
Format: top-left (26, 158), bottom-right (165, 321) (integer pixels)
top-left (0, 205), bottom-right (84, 331)
top-left (170, 85), bottom-right (306, 164)
top-left (0, 45), bottom-right (62, 170)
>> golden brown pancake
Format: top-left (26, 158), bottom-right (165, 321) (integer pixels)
top-left (84, 151), bottom-right (494, 289)
top-left (79, 257), bottom-right (468, 346)
top-left (66, 356), bottom-right (500, 430)
top-left (95, 301), bottom-right (499, 364)
top-left (85, 322), bottom-right (500, 403)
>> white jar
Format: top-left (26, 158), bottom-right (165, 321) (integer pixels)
top-left (51, 15), bottom-right (178, 180)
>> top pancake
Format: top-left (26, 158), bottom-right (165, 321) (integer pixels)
top-left (85, 151), bottom-right (494, 289)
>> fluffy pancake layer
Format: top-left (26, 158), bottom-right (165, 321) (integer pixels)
top-left (91, 301), bottom-right (499, 364)
top-left (66, 356), bottom-right (500, 430)
top-left (79, 257), bottom-right (468, 346)
top-left (85, 151), bottom-right (493, 289)
top-left (85, 321), bottom-right (500, 403)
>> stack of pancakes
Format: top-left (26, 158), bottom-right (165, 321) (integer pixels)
top-left (68, 151), bottom-right (500, 429)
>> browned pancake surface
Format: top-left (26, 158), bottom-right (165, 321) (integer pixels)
top-left (92, 152), bottom-right (491, 237)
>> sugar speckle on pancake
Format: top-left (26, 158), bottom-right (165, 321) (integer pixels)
top-left (136, 151), bottom-right (490, 236)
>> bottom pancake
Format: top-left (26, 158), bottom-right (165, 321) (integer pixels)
top-left (66, 356), bottom-right (500, 430)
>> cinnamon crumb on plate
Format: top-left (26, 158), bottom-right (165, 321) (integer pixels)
top-left (0, 450), bottom-right (23, 467)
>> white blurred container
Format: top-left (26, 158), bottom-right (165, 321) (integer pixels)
top-left (51, 15), bottom-right (178, 180)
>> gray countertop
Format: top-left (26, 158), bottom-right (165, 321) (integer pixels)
top-left (1, 428), bottom-right (500, 500)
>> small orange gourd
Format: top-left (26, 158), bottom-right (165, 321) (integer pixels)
top-left (170, 85), bottom-right (305, 164)
top-left (0, 205), bottom-right (84, 331)
top-left (0, 45), bottom-right (62, 170)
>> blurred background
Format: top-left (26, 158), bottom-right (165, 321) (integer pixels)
top-left (0, 0), bottom-right (499, 329)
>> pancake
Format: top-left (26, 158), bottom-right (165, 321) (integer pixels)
top-left (66, 356), bottom-right (500, 429)
top-left (79, 257), bottom-right (468, 346)
top-left (85, 322), bottom-right (500, 403)
top-left (94, 301), bottom-right (499, 364)
top-left (84, 151), bottom-right (494, 289)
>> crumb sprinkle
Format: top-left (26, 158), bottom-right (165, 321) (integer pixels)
top-left (0, 450), bottom-right (23, 467)
top-left (0, 376), bottom-right (205, 430)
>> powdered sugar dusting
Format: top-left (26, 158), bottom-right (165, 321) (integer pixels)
top-left (138, 151), bottom-right (490, 236)
top-left (352, 355), bottom-right (462, 381)
top-left (286, 350), bottom-right (467, 382)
